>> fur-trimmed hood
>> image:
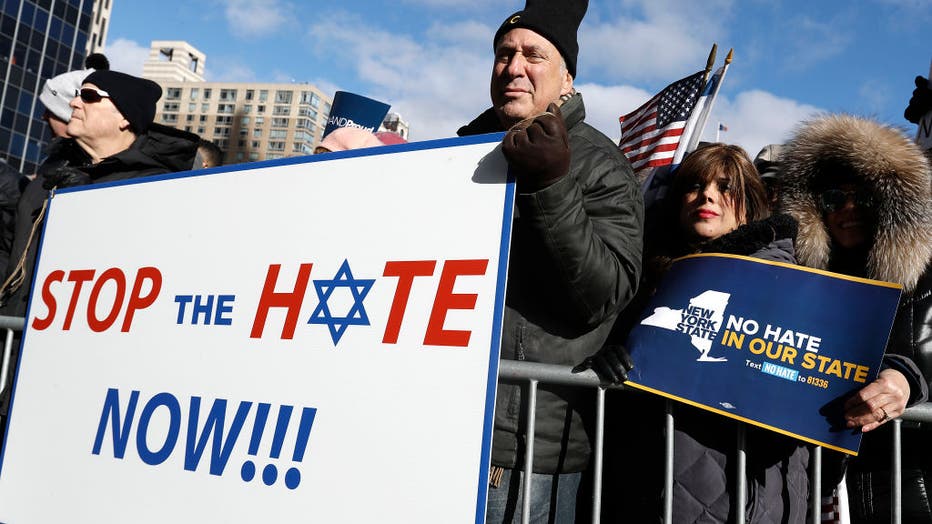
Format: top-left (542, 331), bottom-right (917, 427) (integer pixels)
top-left (779, 114), bottom-right (932, 291)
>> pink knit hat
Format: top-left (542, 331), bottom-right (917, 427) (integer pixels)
top-left (315, 127), bottom-right (384, 153)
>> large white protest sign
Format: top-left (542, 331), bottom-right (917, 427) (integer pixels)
top-left (0, 134), bottom-right (512, 523)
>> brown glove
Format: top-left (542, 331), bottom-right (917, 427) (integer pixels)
top-left (502, 102), bottom-right (570, 191)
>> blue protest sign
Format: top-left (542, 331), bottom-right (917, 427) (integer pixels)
top-left (625, 254), bottom-right (902, 455)
top-left (322, 91), bottom-right (391, 138)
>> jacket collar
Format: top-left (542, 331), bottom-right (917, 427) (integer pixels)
top-left (457, 92), bottom-right (586, 137)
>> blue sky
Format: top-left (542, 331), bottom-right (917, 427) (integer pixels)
top-left (103, 0), bottom-right (931, 157)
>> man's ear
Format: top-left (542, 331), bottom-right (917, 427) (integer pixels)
top-left (560, 71), bottom-right (573, 97)
top-left (118, 118), bottom-right (132, 132)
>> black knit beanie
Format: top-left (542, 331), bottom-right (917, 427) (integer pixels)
top-left (82, 70), bottom-right (162, 134)
top-left (493, 0), bottom-right (588, 78)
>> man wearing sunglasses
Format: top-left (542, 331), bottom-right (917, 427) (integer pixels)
top-left (42, 69), bottom-right (199, 187)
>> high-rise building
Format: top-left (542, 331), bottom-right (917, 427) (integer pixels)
top-left (0, 0), bottom-right (112, 174)
top-left (144, 41), bottom-right (332, 165)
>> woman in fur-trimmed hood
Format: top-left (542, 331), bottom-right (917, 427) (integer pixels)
top-left (779, 114), bottom-right (932, 523)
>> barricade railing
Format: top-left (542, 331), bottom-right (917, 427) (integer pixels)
top-left (498, 359), bottom-right (932, 524)
top-left (1, 317), bottom-right (928, 524)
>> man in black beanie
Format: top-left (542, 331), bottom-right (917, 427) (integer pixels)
top-left (458, 1), bottom-right (644, 522)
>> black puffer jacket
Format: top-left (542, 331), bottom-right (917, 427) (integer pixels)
top-left (779, 114), bottom-right (932, 523)
top-left (458, 93), bottom-right (644, 473)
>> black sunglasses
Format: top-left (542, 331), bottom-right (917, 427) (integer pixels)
top-left (75, 87), bottom-right (110, 103)
top-left (818, 188), bottom-right (875, 213)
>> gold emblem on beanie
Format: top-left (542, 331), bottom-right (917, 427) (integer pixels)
top-left (509, 15), bottom-right (520, 24)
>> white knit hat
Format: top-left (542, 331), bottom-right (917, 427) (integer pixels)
top-left (39, 68), bottom-right (93, 122)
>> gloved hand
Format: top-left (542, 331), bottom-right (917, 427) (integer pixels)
top-left (904, 76), bottom-right (932, 124)
top-left (572, 344), bottom-right (634, 385)
top-left (42, 165), bottom-right (91, 190)
top-left (502, 102), bottom-right (570, 191)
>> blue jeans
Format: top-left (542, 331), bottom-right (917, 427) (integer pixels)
top-left (485, 468), bottom-right (582, 524)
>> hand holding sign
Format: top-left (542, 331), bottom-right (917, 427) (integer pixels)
top-left (905, 75), bottom-right (932, 124)
top-left (844, 368), bottom-right (911, 433)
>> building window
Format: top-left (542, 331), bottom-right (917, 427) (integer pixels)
top-left (299, 107), bottom-right (318, 120)
top-left (162, 102), bottom-right (179, 112)
top-left (269, 129), bottom-right (287, 139)
top-left (257, 105), bottom-right (266, 114)
top-left (273, 105), bottom-right (290, 116)
top-left (310, 93), bottom-right (320, 108)
top-left (245, 90), bottom-right (254, 101)
top-left (220, 89), bottom-right (237, 101)
top-left (293, 142), bottom-right (312, 154)
top-left (166, 87), bottom-right (182, 100)
top-left (216, 116), bottom-right (233, 125)
top-left (271, 118), bottom-right (289, 128)
top-left (268, 141), bottom-right (285, 151)
top-left (214, 127), bottom-right (231, 137)
top-left (239, 129), bottom-right (248, 137)
top-left (200, 115), bottom-right (208, 123)
top-left (255, 117), bottom-right (264, 125)
top-left (203, 88), bottom-right (212, 100)
top-left (236, 152), bottom-right (245, 161)
top-left (201, 103), bottom-right (210, 112)
top-left (186, 115), bottom-right (194, 122)
top-left (161, 114), bottom-right (178, 124)
top-left (259, 90), bottom-right (268, 102)
top-left (241, 116), bottom-right (250, 125)
top-left (266, 153), bottom-right (283, 160)
top-left (184, 126), bottom-right (192, 132)
top-left (197, 126), bottom-right (206, 134)
top-left (188, 103), bottom-right (196, 112)
top-left (253, 129), bottom-right (262, 138)
top-left (218, 103), bottom-right (235, 114)
top-left (189, 55), bottom-right (199, 73)
top-left (249, 152), bottom-right (259, 161)
top-left (159, 48), bottom-right (173, 61)
top-left (275, 90), bottom-right (293, 104)
top-left (190, 88), bottom-right (199, 100)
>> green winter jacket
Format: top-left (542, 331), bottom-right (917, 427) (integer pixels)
top-left (458, 93), bottom-right (643, 472)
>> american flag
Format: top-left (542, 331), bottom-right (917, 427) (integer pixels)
top-left (618, 70), bottom-right (706, 173)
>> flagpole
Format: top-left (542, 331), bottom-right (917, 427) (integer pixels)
top-left (716, 123), bottom-right (721, 142)
top-left (703, 44), bottom-right (717, 84)
top-left (684, 48), bottom-right (733, 152)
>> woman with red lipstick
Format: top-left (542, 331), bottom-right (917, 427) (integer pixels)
top-left (586, 143), bottom-right (811, 523)
top-left (780, 115), bottom-right (931, 524)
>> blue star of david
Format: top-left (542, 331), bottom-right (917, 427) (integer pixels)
top-left (307, 260), bottom-right (375, 345)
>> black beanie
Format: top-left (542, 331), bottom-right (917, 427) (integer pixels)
top-left (82, 70), bottom-right (162, 134)
top-left (493, 0), bottom-right (588, 78)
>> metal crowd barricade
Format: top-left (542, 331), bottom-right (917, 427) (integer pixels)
top-left (498, 359), bottom-right (932, 524)
top-left (1, 317), bottom-right (929, 524)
